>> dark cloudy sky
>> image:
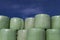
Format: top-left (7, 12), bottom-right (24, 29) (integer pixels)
top-left (0, 0), bottom-right (59, 18)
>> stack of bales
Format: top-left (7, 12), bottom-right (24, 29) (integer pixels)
top-left (0, 14), bottom-right (60, 40)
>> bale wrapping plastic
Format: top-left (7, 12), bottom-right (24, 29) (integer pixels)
top-left (17, 30), bottom-right (27, 40)
top-left (35, 14), bottom-right (50, 29)
top-left (0, 29), bottom-right (16, 40)
top-left (27, 28), bottom-right (45, 40)
top-left (25, 17), bottom-right (34, 29)
top-left (46, 29), bottom-right (60, 40)
top-left (0, 15), bottom-right (9, 29)
top-left (52, 16), bottom-right (60, 29)
top-left (10, 17), bottom-right (24, 30)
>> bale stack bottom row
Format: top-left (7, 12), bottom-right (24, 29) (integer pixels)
top-left (0, 14), bottom-right (60, 40)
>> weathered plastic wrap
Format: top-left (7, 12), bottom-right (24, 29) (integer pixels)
top-left (35, 14), bottom-right (50, 29)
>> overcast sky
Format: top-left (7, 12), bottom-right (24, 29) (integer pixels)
top-left (0, 0), bottom-right (59, 18)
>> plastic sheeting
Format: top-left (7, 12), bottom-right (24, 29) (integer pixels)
top-left (27, 28), bottom-right (45, 40)
top-left (17, 30), bottom-right (27, 40)
top-left (25, 17), bottom-right (34, 29)
top-left (46, 29), bottom-right (60, 40)
top-left (35, 14), bottom-right (50, 29)
top-left (0, 29), bottom-right (16, 40)
top-left (0, 15), bottom-right (9, 29)
top-left (10, 17), bottom-right (24, 30)
top-left (52, 16), bottom-right (60, 29)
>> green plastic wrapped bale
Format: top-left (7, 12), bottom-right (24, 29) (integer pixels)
top-left (46, 29), bottom-right (60, 40)
top-left (0, 29), bottom-right (16, 40)
top-left (35, 14), bottom-right (50, 29)
top-left (25, 17), bottom-right (34, 29)
top-left (52, 16), bottom-right (60, 29)
top-left (0, 15), bottom-right (10, 29)
top-left (27, 28), bottom-right (45, 40)
top-left (17, 30), bottom-right (27, 40)
top-left (10, 17), bottom-right (24, 30)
